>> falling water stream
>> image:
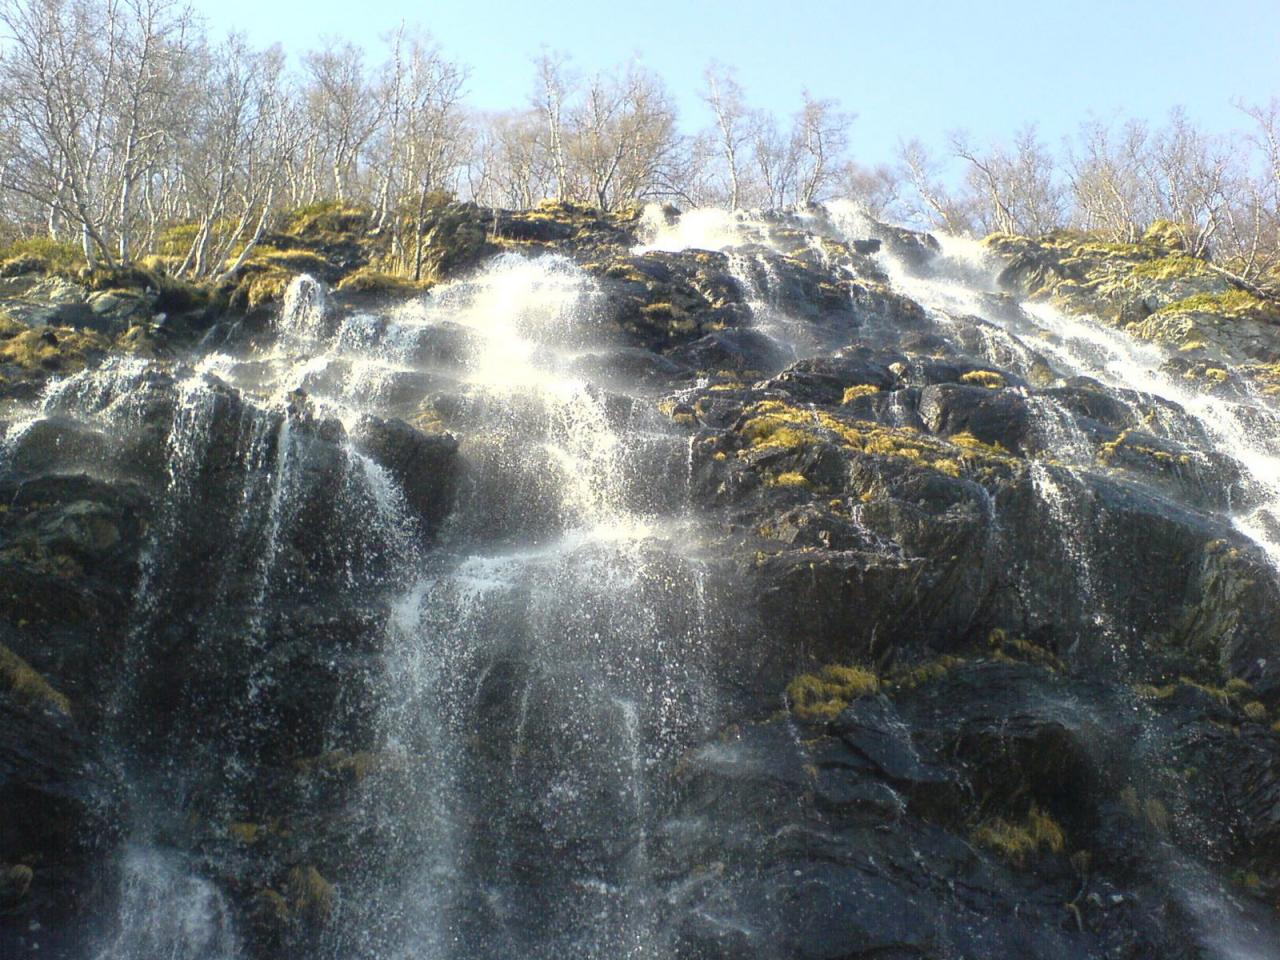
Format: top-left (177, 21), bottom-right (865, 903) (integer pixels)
top-left (5, 205), bottom-right (1279, 959)
top-left (641, 202), bottom-right (1280, 960)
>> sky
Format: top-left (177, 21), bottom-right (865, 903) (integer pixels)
top-left (199, 0), bottom-right (1280, 168)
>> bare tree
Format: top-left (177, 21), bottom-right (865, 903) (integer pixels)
top-left (178, 35), bottom-right (287, 278)
top-left (794, 92), bottom-right (852, 205)
top-left (837, 160), bottom-right (904, 220)
top-left (301, 39), bottom-right (382, 202)
top-left (0, 0), bottom-right (197, 266)
top-left (701, 62), bottom-right (753, 209)
top-left (1138, 108), bottom-right (1233, 258)
top-left (532, 50), bottom-right (572, 202)
top-left (897, 138), bottom-right (971, 234)
top-left (1066, 118), bottom-right (1150, 241)
top-left (751, 112), bottom-right (797, 209)
top-left (567, 61), bottom-right (680, 210)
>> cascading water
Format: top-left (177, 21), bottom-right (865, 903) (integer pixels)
top-left (7, 251), bottom-right (742, 959)
top-left (820, 199), bottom-right (1280, 959)
top-left (328, 254), bottom-right (736, 959)
top-left (7, 201), bottom-right (1280, 960)
top-left (824, 199), bottom-right (1280, 576)
top-left (637, 206), bottom-right (814, 359)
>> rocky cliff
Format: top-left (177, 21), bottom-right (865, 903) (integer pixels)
top-left (2, 201), bottom-right (1278, 959)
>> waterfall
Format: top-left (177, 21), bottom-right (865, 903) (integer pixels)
top-left (332, 254), bottom-right (726, 959)
top-left (9, 204), bottom-right (1280, 960)
top-left (275, 273), bottom-right (332, 343)
top-left (825, 201), bottom-right (1280, 576)
top-left (93, 846), bottom-right (240, 960)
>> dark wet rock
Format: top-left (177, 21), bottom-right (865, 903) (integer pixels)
top-left (0, 659), bottom-right (120, 958)
top-left (667, 328), bottom-right (789, 376)
top-left (350, 415), bottom-right (460, 531)
top-left (5, 204), bottom-right (1280, 959)
top-left (919, 382), bottom-right (1033, 452)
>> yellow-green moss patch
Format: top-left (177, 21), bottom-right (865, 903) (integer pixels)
top-left (768, 471), bottom-right (812, 489)
top-left (889, 654), bottom-right (966, 689)
top-left (960, 370), bottom-right (1006, 389)
top-left (286, 865), bottom-right (334, 923)
top-left (786, 664), bottom-right (879, 721)
top-left (739, 400), bottom-right (1014, 479)
top-left (1156, 289), bottom-right (1280, 322)
top-left (1128, 255), bottom-right (1213, 281)
top-left (973, 804), bottom-right (1066, 865)
top-left (228, 822), bottom-right (261, 844)
top-left (841, 384), bottom-right (882, 404)
top-left (0, 644), bottom-right (71, 715)
top-left (0, 326), bottom-right (109, 373)
top-left (336, 268), bottom-right (431, 295)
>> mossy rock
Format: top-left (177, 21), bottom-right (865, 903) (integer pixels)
top-left (282, 202), bottom-right (372, 240)
top-left (286, 865), bottom-right (334, 925)
top-left (738, 399), bottom-right (1015, 480)
top-left (0, 325), bottom-right (109, 373)
top-left (1154, 289), bottom-right (1280, 323)
top-left (972, 803), bottom-right (1065, 865)
top-left (0, 643), bottom-right (71, 715)
top-left (335, 268), bottom-right (431, 296)
top-left (787, 663), bottom-right (880, 721)
top-left (960, 369), bottom-right (1006, 389)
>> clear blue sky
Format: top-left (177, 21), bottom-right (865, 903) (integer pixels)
top-left (201, 0), bottom-right (1280, 167)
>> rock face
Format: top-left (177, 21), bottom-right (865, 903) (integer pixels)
top-left (2, 201), bottom-right (1280, 959)
top-left (985, 224), bottom-right (1280, 395)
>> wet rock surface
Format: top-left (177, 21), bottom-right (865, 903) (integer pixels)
top-left (1, 202), bottom-right (1279, 958)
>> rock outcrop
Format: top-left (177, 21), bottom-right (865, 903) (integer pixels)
top-left (1, 201), bottom-right (1278, 959)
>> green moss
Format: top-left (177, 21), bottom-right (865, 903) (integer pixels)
top-left (890, 654), bottom-right (966, 688)
top-left (1097, 428), bottom-right (1192, 469)
top-left (1133, 682), bottom-right (1177, 700)
top-left (1156, 289), bottom-right (1280, 322)
top-left (1128, 255), bottom-right (1212, 280)
top-left (229, 822), bottom-right (261, 844)
top-left (336, 268), bottom-right (430, 295)
top-left (841, 384), bottom-right (881, 404)
top-left (0, 237), bottom-right (84, 273)
top-left (4, 864), bottom-right (33, 897)
top-left (1239, 362), bottom-right (1280, 397)
top-left (0, 643), bottom-right (71, 715)
top-left (1243, 701), bottom-right (1269, 722)
top-left (768, 471), bottom-right (812, 489)
top-left (988, 631), bottom-right (1064, 671)
top-left (0, 326), bottom-right (109, 373)
top-left (786, 664), bottom-right (879, 721)
top-left (295, 748), bottom-right (382, 782)
top-left (973, 804), bottom-right (1066, 865)
top-left (286, 865), bottom-right (334, 923)
top-left (1178, 676), bottom-right (1233, 706)
top-left (960, 369), bottom-right (1006, 389)
top-left (1142, 219), bottom-right (1187, 251)
top-left (738, 400), bottom-right (1014, 479)
top-left (639, 301), bottom-right (687, 322)
top-left (281, 201), bottom-right (370, 239)
top-left (251, 888), bottom-right (290, 929)
top-left (1145, 797), bottom-right (1171, 833)
top-left (1120, 790), bottom-right (1171, 834)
